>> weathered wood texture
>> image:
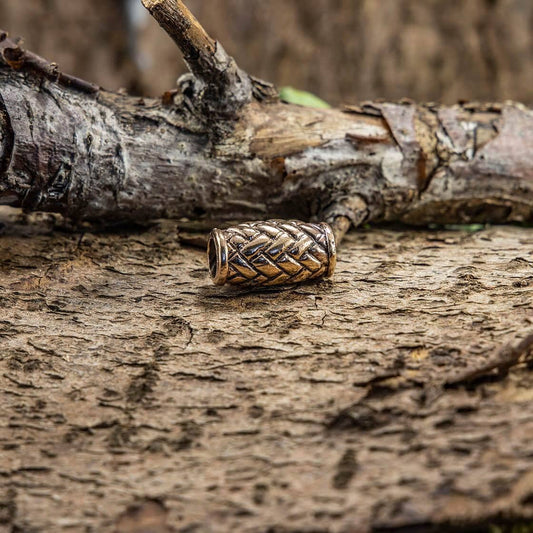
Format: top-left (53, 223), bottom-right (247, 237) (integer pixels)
top-left (1, 1), bottom-right (532, 232)
top-left (1, 208), bottom-right (532, 532)
top-left (1, 2), bottom-right (533, 531)
top-left (1, 57), bottom-right (532, 230)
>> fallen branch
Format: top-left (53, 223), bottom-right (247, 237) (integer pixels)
top-left (444, 333), bottom-right (533, 387)
top-left (0, 0), bottom-right (532, 243)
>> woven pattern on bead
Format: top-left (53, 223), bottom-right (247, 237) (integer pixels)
top-left (224, 220), bottom-right (331, 286)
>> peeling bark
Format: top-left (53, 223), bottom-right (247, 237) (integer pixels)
top-left (0, 30), bottom-right (532, 232)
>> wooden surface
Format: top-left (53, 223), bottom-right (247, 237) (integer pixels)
top-left (1, 207), bottom-right (532, 532)
top-left (2, 61), bottom-right (533, 230)
top-left (1, 2), bottom-right (532, 531)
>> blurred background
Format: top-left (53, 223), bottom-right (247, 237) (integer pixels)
top-left (1, 0), bottom-right (532, 105)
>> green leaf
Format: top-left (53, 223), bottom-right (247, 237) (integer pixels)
top-left (279, 86), bottom-right (331, 109)
top-left (489, 524), bottom-right (533, 533)
top-left (442, 223), bottom-right (486, 232)
top-left (428, 223), bottom-right (487, 233)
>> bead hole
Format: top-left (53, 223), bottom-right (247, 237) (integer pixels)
top-left (208, 234), bottom-right (218, 279)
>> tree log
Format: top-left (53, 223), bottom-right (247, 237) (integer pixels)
top-left (0, 18), bottom-right (532, 233)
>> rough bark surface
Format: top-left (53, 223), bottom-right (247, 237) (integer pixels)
top-left (1, 208), bottom-right (532, 532)
top-left (1, 58), bottom-right (532, 230)
top-left (1, 2), bottom-right (533, 531)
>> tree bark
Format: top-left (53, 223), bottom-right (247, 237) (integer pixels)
top-left (1, 208), bottom-right (532, 532)
top-left (0, 32), bottom-right (532, 233)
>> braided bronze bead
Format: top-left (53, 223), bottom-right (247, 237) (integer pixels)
top-left (207, 220), bottom-right (336, 287)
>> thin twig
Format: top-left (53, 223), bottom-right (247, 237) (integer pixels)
top-left (141, 0), bottom-right (269, 115)
top-left (0, 32), bottom-right (99, 94)
top-left (330, 216), bottom-right (352, 246)
top-left (444, 333), bottom-right (533, 387)
top-left (141, 0), bottom-right (216, 82)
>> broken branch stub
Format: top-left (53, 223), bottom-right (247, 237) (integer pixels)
top-left (141, 0), bottom-right (276, 117)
